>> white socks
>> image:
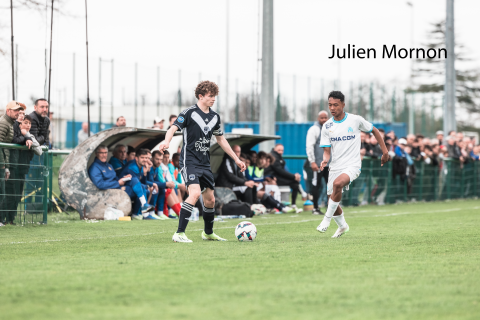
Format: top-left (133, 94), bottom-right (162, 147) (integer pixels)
top-left (333, 213), bottom-right (347, 229)
top-left (323, 199), bottom-right (340, 223)
top-left (139, 196), bottom-right (147, 206)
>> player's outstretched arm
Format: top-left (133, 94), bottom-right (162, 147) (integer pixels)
top-left (216, 135), bottom-right (246, 172)
top-left (320, 147), bottom-right (331, 171)
top-left (371, 127), bottom-right (391, 166)
top-left (159, 126), bottom-right (178, 151)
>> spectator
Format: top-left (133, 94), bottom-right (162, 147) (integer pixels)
top-left (109, 144), bottom-right (128, 178)
top-left (306, 110), bottom-right (330, 215)
top-left (0, 101), bottom-right (24, 225)
top-left (167, 114), bottom-right (177, 130)
top-left (436, 131), bottom-right (444, 146)
top-left (446, 136), bottom-right (462, 160)
top-left (248, 150), bottom-right (258, 166)
top-left (216, 145), bottom-right (256, 205)
top-left (423, 145), bottom-right (439, 166)
top-left (89, 145), bottom-right (155, 220)
top-left (378, 128), bottom-right (385, 139)
top-left (117, 148), bottom-right (159, 219)
top-left (113, 116), bottom-right (126, 127)
top-left (150, 150), bottom-right (181, 218)
top-left (407, 134), bottom-right (421, 160)
top-left (78, 122), bottom-right (94, 144)
top-left (29, 99), bottom-right (50, 148)
top-left (8, 111), bottom-right (36, 224)
top-left (368, 135), bottom-right (384, 158)
top-left (266, 144), bottom-right (302, 208)
top-left (126, 145), bottom-right (136, 162)
top-left (170, 153), bottom-right (186, 200)
top-left (246, 151), bottom-right (295, 213)
top-left (152, 117), bottom-right (164, 130)
top-left (386, 130), bottom-right (395, 140)
top-left (241, 153), bottom-right (251, 168)
top-left (159, 150), bottom-right (183, 217)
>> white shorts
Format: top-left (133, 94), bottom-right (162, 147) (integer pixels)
top-left (327, 167), bottom-right (361, 196)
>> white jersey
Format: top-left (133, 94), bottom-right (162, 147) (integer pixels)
top-left (320, 112), bottom-right (373, 171)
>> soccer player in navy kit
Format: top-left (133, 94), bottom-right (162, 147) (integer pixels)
top-left (159, 81), bottom-right (246, 242)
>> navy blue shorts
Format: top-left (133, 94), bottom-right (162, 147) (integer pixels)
top-left (180, 165), bottom-right (215, 191)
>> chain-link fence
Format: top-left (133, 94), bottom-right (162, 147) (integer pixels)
top-left (0, 143), bottom-right (49, 225)
top-left (294, 156), bottom-right (480, 206)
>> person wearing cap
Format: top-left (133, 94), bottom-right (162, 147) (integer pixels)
top-left (0, 101), bottom-right (23, 225)
top-left (152, 118), bottom-right (164, 130)
top-left (436, 131), bottom-right (444, 146)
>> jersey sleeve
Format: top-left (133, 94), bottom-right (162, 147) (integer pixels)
top-left (357, 115), bottom-right (374, 133)
top-left (212, 113), bottom-right (223, 136)
top-left (319, 124), bottom-right (331, 147)
top-left (173, 110), bottom-right (189, 130)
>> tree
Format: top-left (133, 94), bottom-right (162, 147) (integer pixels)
top-left (413, 20), bottom-right (480, 127)
top-left (0, 0), bottom-right (67, 55)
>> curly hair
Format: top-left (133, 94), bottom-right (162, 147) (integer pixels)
top-left (195, 80), bottom-right (219, 99)
top-left (328, 91), bottom-right (345, 102)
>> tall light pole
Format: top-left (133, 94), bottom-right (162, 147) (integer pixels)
top-left (444, 0), bottom-right (456, 135)
top-left (225, 0), bottom-right (230, 123)
top-left (407, 1), bottom-right (415, 134)
top-left (10, 0), bottom-right (15, 100)
top-left (260, 0), bottom-right (275, 150)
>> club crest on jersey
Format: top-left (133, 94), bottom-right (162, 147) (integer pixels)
top-left (178, 116), bottom-right (185, 123)
top-left (326, 123), bottom-right (333, 129)
top-left (189, 174), bottom-right (195, 181)
top-left (203, 126), bottom-right (210, 135)
top-left (348, 127), bottom-right (353, 133)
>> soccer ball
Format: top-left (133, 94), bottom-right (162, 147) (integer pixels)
top-left (235, 221), bottom-right (257, 242)
top-left (251, 204), bottom-right (266, 215)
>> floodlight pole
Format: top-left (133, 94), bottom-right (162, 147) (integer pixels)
top-left (444, 0), bottom-right (456, 136)
top-left (85, 0), bottom-right (91, 136)
top-left (10, 0), bottom-right (15, 100)
top-left (260, 0), bottom-right (275, 150)
top-left (47, 0), bottom-right (54, 107)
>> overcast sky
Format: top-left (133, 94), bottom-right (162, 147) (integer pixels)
top-left (0, 0), bottom-right (479, 115)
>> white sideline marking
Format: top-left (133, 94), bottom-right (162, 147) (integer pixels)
top-left (1, 206), bottom-right (479, 246)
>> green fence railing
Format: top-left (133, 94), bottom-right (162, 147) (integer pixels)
top-left (0, 142), bottom-right (49, 225)
top-left (286, 155), bottom-right (480, 206)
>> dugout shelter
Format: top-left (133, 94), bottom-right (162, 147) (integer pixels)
top-left (58, 126), bottom-right (279, 219)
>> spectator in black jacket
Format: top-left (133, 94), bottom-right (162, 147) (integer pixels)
top-left (368, 135), bottom-right (384, 158)
top-left (215, 145), bottom-right (256, 204)
top-left (7, 113), bottom-right (35, 221)
top-left (265, 144), bottom-right (301, 207)
top-left (29, 99), bottom-right (50, 148)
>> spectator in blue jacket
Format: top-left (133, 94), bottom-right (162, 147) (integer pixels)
top-left (88, 145), bottom-right (155, 219)
top-left (109, 144), bottom-right (128, 178)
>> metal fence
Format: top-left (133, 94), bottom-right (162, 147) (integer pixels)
top-left (295, 155), bottom-right (480, 206)
top-left (0, 143), bottom-right (49, 225)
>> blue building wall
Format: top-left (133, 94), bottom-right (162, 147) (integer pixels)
top-left (224, 121), bottom-right (407, 189)
top-left (65, 121), bottom-right (113, 149)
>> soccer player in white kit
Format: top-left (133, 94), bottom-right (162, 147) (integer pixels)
top-left (317, 91), bottom-right (390, 238)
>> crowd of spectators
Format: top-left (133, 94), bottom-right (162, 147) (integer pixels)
top-left (216, 144), bottom-right (304, 214)
top-left (361, 129), bottom-right (480, 165)
top-left (1, 99), bottom-right (51, 226)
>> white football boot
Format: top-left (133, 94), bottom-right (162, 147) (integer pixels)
top-left (316, 218), bottom-right (331, 233)
top-left (172, 232), bottom-right (193, 243)
top-left (331, 224), bottom-right (350, 238)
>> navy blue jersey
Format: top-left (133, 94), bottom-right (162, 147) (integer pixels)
top-left (173, 104), bottom-right (223, 168)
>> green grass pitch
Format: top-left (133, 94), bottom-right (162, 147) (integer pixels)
top-left (1, 200), bottom-right (479, 320)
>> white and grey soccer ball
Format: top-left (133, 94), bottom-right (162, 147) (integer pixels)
top-left (235, 221), bottom-right (257, 242)
top-left (251, 204), bottom-right (266, 216)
